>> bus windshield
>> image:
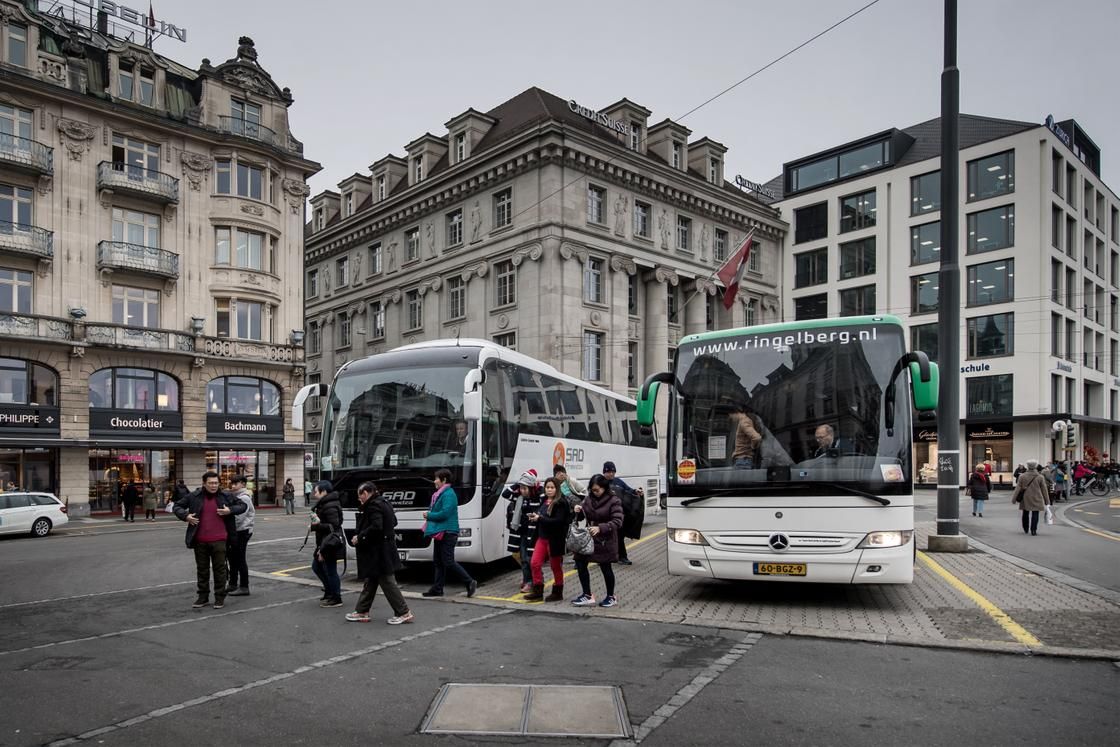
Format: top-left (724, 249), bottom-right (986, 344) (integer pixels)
top-left (673, 322), bottom-right (912, 496)
top-left (324, 361), bottom-right (476, 482)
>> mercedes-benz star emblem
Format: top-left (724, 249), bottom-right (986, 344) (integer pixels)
top-left (768, 533), bottom-right (790, 551)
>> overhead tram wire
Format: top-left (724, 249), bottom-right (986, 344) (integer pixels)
top-left (503, 0), bottom-right (889, 228)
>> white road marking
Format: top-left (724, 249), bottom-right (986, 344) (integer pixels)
top-left (610, 632), bottom-right (763, 746)
top-left (0, 581), bottom-right (194, 610)
top-left (47, 609), bottom-right (513, 746)
top-left (242, 535), bottom-right (306, 545)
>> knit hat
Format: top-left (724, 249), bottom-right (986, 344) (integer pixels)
top-left (517, 469), bottom-right (538, 487)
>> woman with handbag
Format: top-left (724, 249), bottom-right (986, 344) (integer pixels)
top-left (422, 469), bottom-right (478, 598)
top-left (1011, 459), bottom-right (1051, 536)
top-left (571, 474), bottom-right (624, 608)
top-left (310, 481), bottom-right (345, 607)
top-left (967, 463), bottom-right (991, 517)
top-left (525, 477), bottom-right (572, 601)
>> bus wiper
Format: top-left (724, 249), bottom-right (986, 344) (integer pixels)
top-left (681, 488), bottom-right (766, 506)
top-left (827, 482), bottom-right (891, 506)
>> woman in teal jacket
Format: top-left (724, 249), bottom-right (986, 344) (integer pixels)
top-left (423, 468), bottom-right (478, 598)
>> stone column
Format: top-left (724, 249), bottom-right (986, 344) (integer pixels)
top-left (683, 279), bottom-right (710, 337)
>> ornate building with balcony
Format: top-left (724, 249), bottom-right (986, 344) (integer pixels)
top-left (304, 87), bottom-right (786, 458)
top-left (0, 2), bottom-right (319, 515)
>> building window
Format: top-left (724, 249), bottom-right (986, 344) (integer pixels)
top-left (307, 321), bottom-right (321, 355)
top-left (368, 301), bottom-right (385, 338)
top-left (118, 61), bottom-right (135, 100)
top-left (376, 175), bottom-right (386, 201)
top-left (677, 216), bottom-right (691, 251)
top-left (667, 285), bottom-right (679, 323)
top-left (229, 99), bottom-right (262, 136)
top-left (631, 342), bottom-right (640, 389)
top-left (911, 171), bottom-right (941, 215)
top-left (493, 188), bottom-right (512, 228)
top-left (629, 124), bottom-right (640, 151)
top-left (0, 268), bottom-right (32, 313)
top-left (6, 23), bottom-right (27, 66)
top-left (911, 221), bottom-right (941, 265)
top-left (794, 294), bottom-right (827, 321)
top-left (205, 376), bottom-right (280, 416)
top-left (967, 205), bottom-right (1015, 254)
top-left (216, 299), bottom-right (265, 340)
top-left (447, 276), bottom-right (465, 320)
top-left (839, 237), bottom-right (875, 280)
top-left (215, 227), bottom-right (264, 270)
top-left (967, 150), bottom-right (1015, 202)
top-left (911, 272), bottom-right (939, 315)
top-left (111, 208), bottom-right (160, 249)
top-left (967, 313), bottom-right (1014, 358)
top-left (335, 256), bottom-right (349, 287)
top-left (966, 374), bottom-right (1013, 417)
top-left (748, 239), bottom-right (760, 272)
top-left (215, 160), bottom-right (263, 201)
top-left (404, 227), bottom-right (419, 262)
top-left (495, 260), bottom-right (515, 306)
top-left (839, 285), bottom-right (875, 316)
top-left (584, 257), bottom-right (604, 304)
top-left (746, 298), bottom-right (757, 326)
top-left (112, 285), bottom-right (159, 328)
top-left (582, 331), bottom-right (604, 381)
top-left (839, 189), bottom-right (876, 233)
top-left (671, 142), bottom-right (682, 169)
top-left (406, 290), bottom-right (423, 330)
top-left (314, 208), bottom-right (324, 231)
top-left (88, 368), bottom-right (178, 411)
top-left (446, 209), bottom-right (463, 247)
top-left (336, 312), bottom-right (351, 348)
top-left (634, 201), bottom-right (651, 238)
top-left (0, 357), bottom-right (57, 406)
top-left (343, 192), bottom-right (353, 217)
top-left (413, 157), bottom-right (423, 183)
top-left (794, 202), bottom-right (827, 244)
top-left (588, 185), bottom-right (606, 224)
top-left (493, 331), bottom-right (516, 350)
top-left (111, 134), bottom-right (159, 174)
top-left (454, 133), bottom-right (466, 163)
top-left (911, 323), bottom-right (939, 364)
top-left (627, 274), bottom-right (639, 315)
top-left (0, 183), bottom-right (32, 227)
top-left (967, 259), bottom-right (1014, 307)
top-left (789, 140), bottom-right (889, 192)
top-left (794, 248), bottom-right (828, 288)
top-left (0, 104), bottom-right (31, 143)
top-left (369, 243), bottom-right (382, 275)
top-left (709, 158), bottom-right (720, 184)
top-left (306, 269), bottom-right (318, 298)
top-left (714, 229), bottom-right (728, 262)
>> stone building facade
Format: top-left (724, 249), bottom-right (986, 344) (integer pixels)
top-left (303, 88), bottom-right (787, 453)
top-left (0, 1), bottom-right (319, 515)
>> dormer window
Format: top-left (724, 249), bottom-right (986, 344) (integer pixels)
top-left (118, 62), bottom-right (134, 100)
top-left (455, 133), bottom-right (467, 163)
top-left (314, 208), bottom-right (325, 231)
top-left (413, 157), bottom-right (423, 183)
top-left (376, 175), bottom-right (386, 201)
top-left (671, 142), bottom-right (682, 169)
top-left (630, 124), bottom-right (641, 151)
top-left (230, 98), bottom-right (263, 139)
top-left (709, 157), bottom-right (720, 184)
top-left (344, 192), bottom-right (354, 218)
top-left (118, 62), bottom-right (155, 107)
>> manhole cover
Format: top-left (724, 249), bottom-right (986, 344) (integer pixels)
top-left (421, 683), bottom-right (631, 738)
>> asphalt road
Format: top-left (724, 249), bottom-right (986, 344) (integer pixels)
top-left (1, 513), bottom-right (1117, 746)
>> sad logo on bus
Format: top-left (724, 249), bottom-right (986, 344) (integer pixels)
top-left (552, 442), bottom-right (566, 467)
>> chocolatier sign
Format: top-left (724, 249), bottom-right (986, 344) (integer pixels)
top-left (90, 409), bottom-right (182, 437)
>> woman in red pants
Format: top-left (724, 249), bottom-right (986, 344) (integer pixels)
top-left (525, 477), bottom-right (572, 601)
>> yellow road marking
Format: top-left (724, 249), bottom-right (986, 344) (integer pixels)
top-left (270, 565), bottom-right (310, 577)
top-left (1110, 498), bottom-right (1120, 508)
top-left (1076, 526), bottom-right (1120, 543)
top-left (917, 551), bottom-right (1042, 648)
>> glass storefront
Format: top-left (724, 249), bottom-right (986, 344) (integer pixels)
top-left (88, 449), bottom-right (178, 513)
top-left (913, 429), bottom-right (938, 486)
top-left (0, 447), bottom-right (56, 493)
top-left (966, 422), bottom-right (1013, 490)
top-left (206, 449), bottom-right (277, 506)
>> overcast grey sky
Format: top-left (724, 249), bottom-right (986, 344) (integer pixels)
top-left (147, 0), bottom-right (1120, 195)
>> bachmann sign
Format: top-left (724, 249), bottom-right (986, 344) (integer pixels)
top-left (0, 405), bottom-right (61, 436)
top-left (567, 100), bottom-right (631, 135)
top-left (207, 414), bottom-right (283, 442)
top-left (90, 409), bottom-right (182, 437)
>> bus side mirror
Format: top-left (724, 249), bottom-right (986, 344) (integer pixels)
top-left (637, 371), bottom-right (673, 427)
top-left (292, 382), bottom-right (329, 430)
top-left (910, 360), bottom-right (939, 414)
top-left (463, 389), bottom-right (482, 420)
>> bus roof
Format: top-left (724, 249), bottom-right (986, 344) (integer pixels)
top-left (382, 338), bottom-right (635, 404)
top-left (679, 314), bottom-right (906, 347)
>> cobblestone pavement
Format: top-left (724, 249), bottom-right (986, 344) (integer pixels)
top-left (244, 516), bottom-right (1120, 659)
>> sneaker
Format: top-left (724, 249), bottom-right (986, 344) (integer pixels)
top-left (345, 612), bottom-right (370, 622)
top-left (192, 598), bottom-right (208, 609)
top-left (519, 583), bottom-right (533, 594)
top-left (421, 590), bottom-right (443, 598)
top-left (618, 558), bottom-right (633, 566)
top-left (467, 580), bottom-right (478, 598)
top-left (213, 599), bottom-right (225, 610)
top-left (387, 612), bottom-right (415, 625)
top-left (571, 593), bottom-right (597, 607)
top-left (320, 597), bottom-right (343, 608)
top-left (228, 588), bottom-right (250, 596)
top-left (598, 595), bottom-right (618, 608)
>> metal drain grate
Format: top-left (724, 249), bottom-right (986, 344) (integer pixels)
top-left (420, 683), bottom-right (631, 738)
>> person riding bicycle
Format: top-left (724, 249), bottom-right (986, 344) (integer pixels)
top-left (1072, 461), bottom-right (1095, 495)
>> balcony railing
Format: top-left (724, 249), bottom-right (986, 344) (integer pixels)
top-left (84, 323), bottom-right (195, 353)
top-left (0, 133), bottom-right (53, 174)
top-left (218, 116), bottom-right (279, 147)
top-left (0, 312), bottom-right (72, 341)
top-left (96, 241), bottom-right (180, 280)
top-left (0, 220), bottom-right (53, 260)
top-left (97, 161), bottom-right (179, 204)
top-left (198, 336), bottom-right (303, 365)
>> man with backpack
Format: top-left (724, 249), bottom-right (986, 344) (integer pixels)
top-left (603, 461), bottom-right (643, 566)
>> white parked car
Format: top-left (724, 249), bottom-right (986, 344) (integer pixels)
top-left (0, 492), bottom-right (69, 537)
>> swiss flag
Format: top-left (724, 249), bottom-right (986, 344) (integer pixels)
top-left (715, 228), bottom-right (755, 309)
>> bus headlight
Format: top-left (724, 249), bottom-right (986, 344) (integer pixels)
top-left (669, 528), bottom-right (709, 545)
top-left (857, 530), bottom-right (913, 549)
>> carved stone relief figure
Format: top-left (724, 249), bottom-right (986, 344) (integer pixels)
top-left (424, 222), bottom-right (436, 258)
top-left (386, 241), bottom-right (398, 273)
top-left (658, 209), bottom-right (671, 250)
top-left (470, 200), bottom-right (482, 242)
top-left (699, 224), bottom-right (710, 263)
top-left (613, 194), bottom-right (628, 236)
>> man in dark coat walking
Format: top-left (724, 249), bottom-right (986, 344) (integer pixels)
top-left (121, 481), bottom-right (140, 522)
top-left (345, 481), bottom-right (413, 625)
top-left (172, 471), bottom-right (246, 609)
top-left (603, 462), bottom-right (644, 565)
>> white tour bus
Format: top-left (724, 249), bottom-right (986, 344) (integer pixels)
top-left (294, 339), bottom-right (659, 564)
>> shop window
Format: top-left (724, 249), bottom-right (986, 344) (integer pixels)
top-left (89, 368), bottom-right (179, 411)
top-left (206, 376), bottom-right (281, 416)
top-left (206, 449), bottom-right (277, 502)
top-left (0, 358), bottom-right (57, 405)
top-left (87, 449), bottom-right (177, 514)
